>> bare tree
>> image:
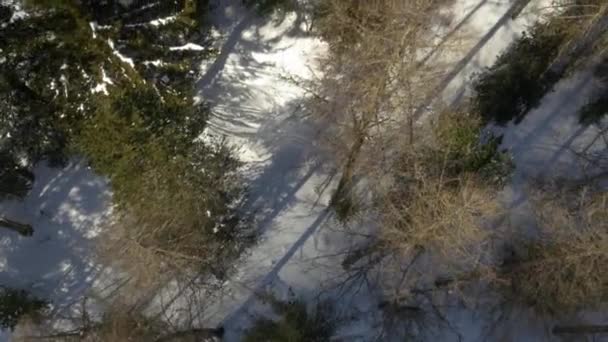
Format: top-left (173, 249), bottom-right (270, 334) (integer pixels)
top-left (311, 0), bottom-right (460, 217)
top-left (492, 184), bottom-right (608, 315)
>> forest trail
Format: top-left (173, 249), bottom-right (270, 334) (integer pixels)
top-left (174, 0), bottom-right (561, 340)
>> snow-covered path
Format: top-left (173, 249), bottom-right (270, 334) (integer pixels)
top-left (193, 1), bottom-right (347, 334)
top-left (180, 0), bottom-right (562, 340)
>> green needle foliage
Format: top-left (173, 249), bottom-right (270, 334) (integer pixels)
top-left (0, 287), bottom-right (47, 331)
top-left (472, 22), bottom-right (568, 125)
top-left (245, 296), bottom-right (338, 342)
top-left (1, 0), bottom-right (243, 282)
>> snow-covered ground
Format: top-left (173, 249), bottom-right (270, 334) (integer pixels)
top-left (0, 161), bottom-right (112, 341)
top-left (2, 0), bottom-right (607, 341)
top-left (183, 0), bottom-right (599, 340)
top-left (438, 0), bottom-right (555, 104)
top-left (502, 64), bottom-right (608, 180)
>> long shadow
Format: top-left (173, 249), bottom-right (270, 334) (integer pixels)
top-left (220, 208), bottom-right (332, 327)
top-left (418, 0), bottom-right (490, 67)
top-left (187, 0), bottom-right (333, 329)
top-left (197, 11), bottom-right (258, 90)
top-left (506, 71), bottom-right (595, 211)
top-left (198, 7), bottom-right (307, 139)
top-left (198, 1), bottom-right (304, 93)
top-left (509, 72), bottom-right (595, 162)
top-left (413, 0), bottom-right (528, 121)
top-left (0, 160), bottom-right (111, 316)
top-left (239, 100), bottom-right (324, 234)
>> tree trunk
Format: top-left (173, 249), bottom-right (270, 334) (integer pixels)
top-left (553, 325), bottom-right (608, 335)
top-left (0, 217), bottom-right (33, 236)
top-left (330, 134), bottom-right (366, 210)
top-left (510, 0), bottom-right (532, 19)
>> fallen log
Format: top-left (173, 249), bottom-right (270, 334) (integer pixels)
top-left (553, 324), bottom-right (608, 335)
top-left (0, 217), bottom-right (33, 236)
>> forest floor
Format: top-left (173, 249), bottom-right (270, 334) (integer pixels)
top-left (2, 0), bottom-right (607, 341)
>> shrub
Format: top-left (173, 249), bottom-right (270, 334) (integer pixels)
top-left (0, 151), bottom-right (34, 200)
top-left (379, 169), bottom-right (499, 269)
top-left (88, 309), bottom-right (163, 342)
top-left (434, 110), bottom-right (513, 185)
top-left (378, 110), bottom-right (505, 270)
top-left (579, 94), bottom-right (608, 125)
top-left (496, 186), bottom-right (608, 314)
top-left (472, 22), bottom-right (568, 125)
top-left (244, 296), bottom-right (338, 342)
top-left (580, 58), bottom-right (608, 125)
top-left (330, 182), bottom-right (361, 223)
top-left (0, 287), bottom-right (47, 331)
top-left (77, 84), bottom-right (242, 284)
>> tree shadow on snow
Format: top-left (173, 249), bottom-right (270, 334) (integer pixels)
top-left (0, 160), bottom-right (112, 316)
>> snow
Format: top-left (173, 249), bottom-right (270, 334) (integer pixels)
top-left (0, 161), bottom-right (113, 340)
top-left (189, 0), bottom-right (606, 340)
top-left (91, 68), bottom-right (114, 95)
top-left (154, 0), bottom-right (354, 336)
top-left (142, 60), bottom-right (167, 67)
top-left (1, 0), bottom-right (27, 23)
top-left (169, 43), bottom-right (207, 51)
top-left (2, 0), bottom-right (607, 341)
top-left (501, 64), bottom-right (607, 180)
top-left (107, 39), bottom-right (135, 68)
top-left (431, 0), bottom-right (556, 105)
top-left (59, 74), bottom-right (68, 98)
top-left (149, 15), bottom-right (177, 26)
top-left (124, 15), bottom-right (178, 28)
top-left (89, 22), bottom-right (97, 39)
top-left (192, 0), bottom-right (566, 338)
top-left (91, 84), bottom-right (107, 95)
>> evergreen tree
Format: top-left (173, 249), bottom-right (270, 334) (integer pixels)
top-left (0, 287), bottom-right (47, 331)
top-left (244, 296), bottom-right (338, 342)
top-left (0, 0), bottom-right (242, 281)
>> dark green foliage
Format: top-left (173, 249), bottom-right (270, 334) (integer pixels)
top-left (580, 60), bottom-right (608, 125)
top-left (0, 4), bottom-right (12, 22)
top-left (0, 0), bottom-right (209, 169)
top-left (76, 82), bottom-right (241, 267)
top-left (0, 3), bottom-right (125, 166)
top-left (1, 0), bottom-right (243, 272)
top-left (244, 296), bottom-right (338, 342)
top-left (0, 287), bottom-right (47, 331)
top-left (433, 111), bottom-right (513, 185)
top-left (0, 151), bottom-right (34, 200)
top-left (472, 23), bottom-right (568, 125)
top-left (579, 94), bottom-right (608, 125)
top-left (109, 0), bottom-right (212, 94)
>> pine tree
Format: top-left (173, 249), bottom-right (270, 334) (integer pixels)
top-left (0, 0), bottom-right (242, 283)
